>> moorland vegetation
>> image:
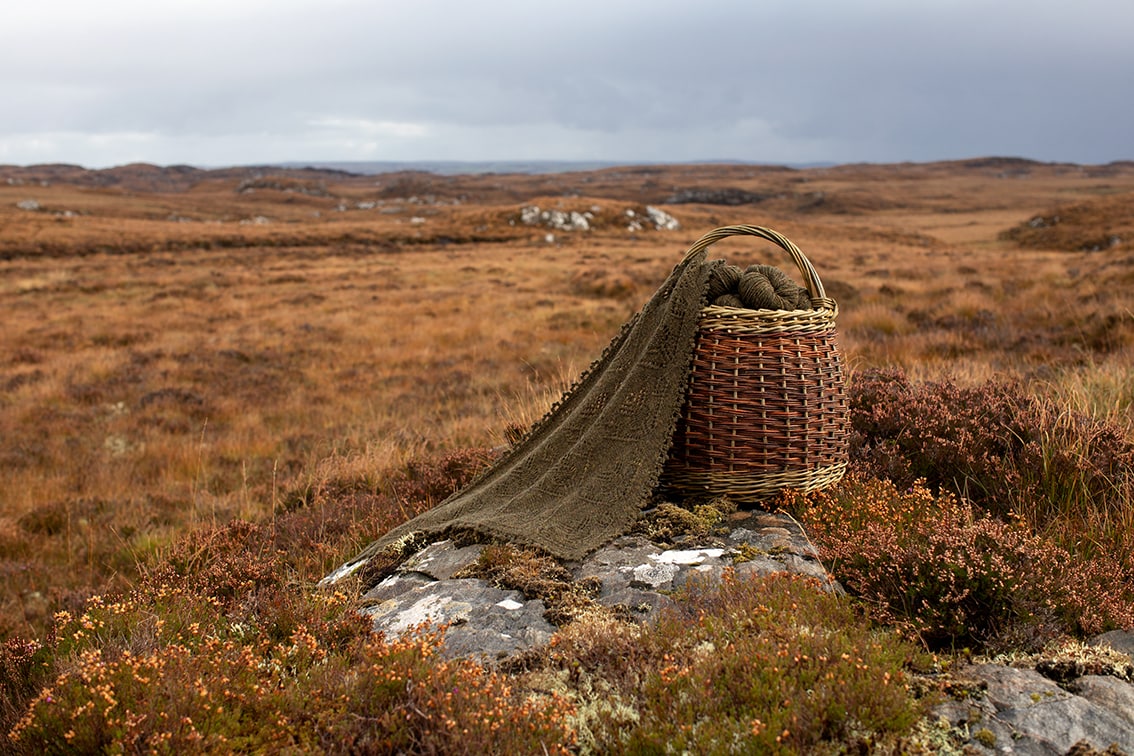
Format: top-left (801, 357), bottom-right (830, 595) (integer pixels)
top-left (1, 158), bottom-right (1133, 752)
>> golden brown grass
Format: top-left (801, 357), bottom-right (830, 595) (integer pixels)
top-left (2, 159), bottom-right (1133, 643)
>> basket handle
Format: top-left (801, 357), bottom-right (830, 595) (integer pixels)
top-left (681, 225), bottom-right (831, 304)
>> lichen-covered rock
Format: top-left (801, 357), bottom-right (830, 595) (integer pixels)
top-left (1092, 629), bottom-right (1134, 658)
top-left (346, 508), bottom-right (838, 662)
top-left (360, 578), bottom-right (555, 663)
top-left (399, 540), bottom-right (485, 580)
top-left (934, 662), bottom-right (1134, 754)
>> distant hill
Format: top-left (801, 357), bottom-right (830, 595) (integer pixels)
top-left (272, 160), bottom-right (839, 176)
top-left (275, 160), bottom-right (628, 175)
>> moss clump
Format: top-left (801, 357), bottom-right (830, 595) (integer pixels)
top-left (732, 542), bottom-right (762, 564)
top-left (455, 543), bottom-right (602, 625)
top-left (973, 727), bottom-right (997, 747)
top-left (635, 496), bottom-right (737, 544)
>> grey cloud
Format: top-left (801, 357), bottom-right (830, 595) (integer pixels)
top-left (1, 0), bottom-right (1131, 166)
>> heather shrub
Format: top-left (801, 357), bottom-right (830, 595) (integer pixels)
top-left (196, 447), bottom-right (497, 588)
top-left (538, 572), bottom-right (927, 754)
top-left (793, 475), bottom-right (1134, 651)
top-left (4, 446), bottom-right (552, 753)
top-left (8, 588), bottom-right (575, 754)
top-left (848, 369), bottom-right (1029, 513)
top-left (848, 369), bottom-right (1134, 555)
top-left (143, 520), bottom-right (281, 608)
top-left (279, 446), bottom-right (495, 517)
top-left (0, 638), bottom-right (54, 737)
top-left (387, 447), bottom-right (498, 507)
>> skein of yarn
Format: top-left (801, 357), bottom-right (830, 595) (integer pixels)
top-left (707, 263), bottom-right (743, 301)
top-left (709, 263), bottom-right (813, 310)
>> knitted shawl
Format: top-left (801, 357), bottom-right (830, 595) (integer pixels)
top-left (351, 247), bottom-right (716, 564)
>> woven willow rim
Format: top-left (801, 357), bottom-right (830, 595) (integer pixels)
top-left (665, 462), bottom-right (849, 500)
top-left (698, 305), bottom-right (838, 335)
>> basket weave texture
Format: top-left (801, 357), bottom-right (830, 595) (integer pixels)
top-left (663, 225), bottom-right (849, 501)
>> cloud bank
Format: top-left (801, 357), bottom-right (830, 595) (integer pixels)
top-left (2, 0), bottom-right (1131, 168)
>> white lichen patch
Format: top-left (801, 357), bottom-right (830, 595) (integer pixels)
top-left (318, 558), bottom-right (367, 586)
top-left (650, 548), bottom-right (725, 565)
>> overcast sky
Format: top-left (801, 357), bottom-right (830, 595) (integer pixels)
top-left (1, 0), bottom-right (1131, 169)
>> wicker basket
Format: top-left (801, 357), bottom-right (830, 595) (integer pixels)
top-left (662, 225), bottom-right (849, 502)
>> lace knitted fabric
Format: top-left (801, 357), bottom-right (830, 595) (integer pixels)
top-left (351, 249), bottom-right (717, 564)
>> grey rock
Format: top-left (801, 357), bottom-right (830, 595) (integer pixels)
top-left (1091, 629), bottom-right (1134, 658)
top-left (672, 564), bottom-right (727, 591)
top-left (779, 554), bottom-right (834, 583)
top-left (651, 547), bottom-right (726, 566)
top-left (362, 571), bottom-right (434, 603)
top-left (733, 555), bottom-right (792, 578)
top-left (935, 664), bottom-right (1134, 754)
top-left (572, 536), bottom-right (662, 598)
top-left (599, 587), bottom-right (674, 620)
top-left (362, 578), bottom-right (489, 635)
top-left (977, 664), bottom-right (1073, 710)
top-left (727, 510), bottom-right (821, 558)
top-left (318, 556), bottom-right (368, 586)
top-left (336, 507), bottom-right (840, 663)
top-left (361, 578), bottom-right (554, 663)
top-left (399, 540), bottom-right (485, 581)
top-left (1071, 675), bottom-right (1134, 732)
top-left (931, 698), bottom-right (1037, 755)
top-left (630, 561), bottom-right (680, 590)
top-left (729, 526), bottom-right (796, 555)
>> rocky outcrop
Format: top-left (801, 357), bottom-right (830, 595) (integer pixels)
top-left (519, 205), bottom-right (594, 231)
top-left (336, 508), bottom-right (834, 664)
top-left (516, 204), bottom-right (680, 233)
top-left (327, 512), bottom-right (1134, 752)
top-left (666, 187), bottom-right (773, 206)
top-left (934, 635), bottom-right (1134, 754)
top-left (626, 205), bottom-right (679, 232)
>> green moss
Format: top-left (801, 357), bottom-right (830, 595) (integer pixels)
top-left (973, 727), bottom-right (997, 747)
top-left (732, 542), bottom-right (761, 563)
top-left (635, 496), bottom-right (737, 544)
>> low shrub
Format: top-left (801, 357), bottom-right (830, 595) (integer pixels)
top-left (4, 446), bottom-right (560, 753)
top-left (793, 474), bottom-right (1134, 652)
top-left (8, 588), bottom-right (575, 754)
top-left (387, 447), bottom-right (498, 507)
top-left (0, 638), bottom-right (54, 737)
top-left (847, 369), bottom-right (1134, 557)
top-left (534, 572), bottom-right (928, 754)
